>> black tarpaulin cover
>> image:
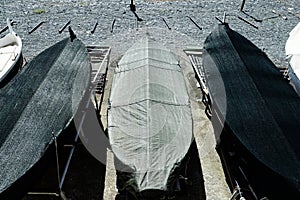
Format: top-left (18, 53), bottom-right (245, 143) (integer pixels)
top-left (203, 24), bottom-right (300, 189)
top-left (0, 38), bottom-right (91, 195)
top-left (108, 38), bottom-right (193, 195)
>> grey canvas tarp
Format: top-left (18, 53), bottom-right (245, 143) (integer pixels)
top-left (108, 38), bottom-right (193, 195)
top-left (203, 24), bottom-right (300, 191)
top-left (0, 37), bottom-right (91, 197)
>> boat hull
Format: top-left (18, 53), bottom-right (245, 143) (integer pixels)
top-left (203, 24), bottom-right (300, 199)
top-left (108, 38), bottom-right (194, 198)
top-left (0, 29), bottom-right (22, 84)
top-left (0, 37), bottom-right (91, 198)
top-left (288, 56), bottom-right (300, 95)
top-left (0, 53), bottom-right (23, 88)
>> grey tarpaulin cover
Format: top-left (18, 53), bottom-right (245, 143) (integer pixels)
top-left (203, 24), bottom-right (300, 190)
top-left (0, 38), bottom-right (91, 196)
top-left (108, 38), bottom-right (193, 194)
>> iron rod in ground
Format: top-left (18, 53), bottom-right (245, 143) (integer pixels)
top-left (0, 21), bottom-right (15, 34)
top-left (0, 26), bottom-right (8, 34)
top-left (215, 17), bottom-right (223, 24)
top-left (238, 16), bottom-right (258, 29)
top-left (91, 21), bottom-right (98, 34)
top-left (272, 10), bottom-right (287, 20)
top-left (242, 11), bottom-right (263, 22)
top-left (187, 16), bottom-right (202, 30)
top-left (288, 10), bottom-right (300, 19)
top-left (59, 20), bottom-right (71, 34)
top-left (130, 0), bottom-right (136, 12)
top-left (240, 0), bottom-right (246, 11)
top-left (162, 18), bottom-right (171, 30)
top-left (28, 21), bottom-right (44, 34)
top-left (111, 19), bottom-right (116, 33)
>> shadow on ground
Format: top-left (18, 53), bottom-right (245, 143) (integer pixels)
top-left (21, 124), bottom-right (106, 200)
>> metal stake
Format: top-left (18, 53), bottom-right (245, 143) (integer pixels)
top-left (288, 10), bottom-right (300, 19)
top-left (28, 21), bottom-right (45, 34)
top-left (111, 19), bottom-right (116, 33)
top-left (215, 16), bottom-right (223, 24)
top-left (91, 21), bottom-right (98, 34)
top-left (187, 16), bottom-right (202, 30)
top-left (0, 20), bottom-right (15, 34)
top-left (52, 133), bottom-right (61, 190)
top-left (130, 0), bottom-right (136, 12)
top-left (59, 20), bottom-right (71, 34)
top-left (162, 18), bottom-right (171, 30)
top-left (272, 10), bottom-right (287, 20)
top-left (238, 16), bottom-right (258, 29)
top-left (240, 0), bottom-right (246, 11)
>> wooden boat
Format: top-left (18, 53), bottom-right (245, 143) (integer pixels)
top-left (286, 22), bottom-right (300, 95)
top-left (0, 18), bottom-right (22, 85)
top-left (0, 32), bottom-right (91, 199)
top-left (108, 38), bottom-right (195, 199)
top-left (203, 23), bottom-right (300, 199)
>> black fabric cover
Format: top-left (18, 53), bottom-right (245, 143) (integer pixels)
top-left (203, 24), bottom-right (300, 190)
top-left (0, 38), bottom-right (91, 194)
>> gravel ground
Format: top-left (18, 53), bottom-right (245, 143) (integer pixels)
top-left (1, 0), bottom-right (300, 200)
top-left (1, 0), bottom-right (300, 66)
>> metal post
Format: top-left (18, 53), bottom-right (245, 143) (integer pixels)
top-left (91, 21), bottom-right (98, 34)
top-left (59, 20), bottom-right (71, 34)
top-left (98, 49), bottom-right (110, 112)
top-left (162, 18), bottom-right (171, 30)
top-left (130, 0), bottom-right (136, 12)
top-left (111, 19), bottom-right (116, 33)
top-left (237, 16), bottom-right (258, 29)
top-left (93, 90), bottom-right (100, 112)
top-left (240, 0), bottom-right (246, 11)
top-left (187, 16), bottom-right (202, 30)
top-left (28, 21), bottom-right (44, 34)
top-left (222, 12), bottom-right (226, 23)
top-left (26, 134), bottom-right (63, 198)
top-left (0, 20), bottom-right (15, 34)
top-left (52, 133), bottom-right (61, 189)
top-left (59, 111), bottom-right (87, 190)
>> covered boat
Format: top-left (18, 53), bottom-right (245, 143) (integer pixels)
top-left (0, 34), bottom-right (91, 199)
top-left (0, 18), bottom-right (22, 86)
top-left (203, 23), bottom-right (300, 199)
top-left (286, 22), bottom-right (300, 95)
top-left (108, 38), bottom-right (194, 199)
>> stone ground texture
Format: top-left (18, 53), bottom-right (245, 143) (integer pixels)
top-left (1, 0), bottom-right (300, 199)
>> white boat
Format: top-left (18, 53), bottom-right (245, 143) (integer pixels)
top-left (0, 18), bottom-right (22, 83)
top-left (285, 22), bottom-right (300, 95)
